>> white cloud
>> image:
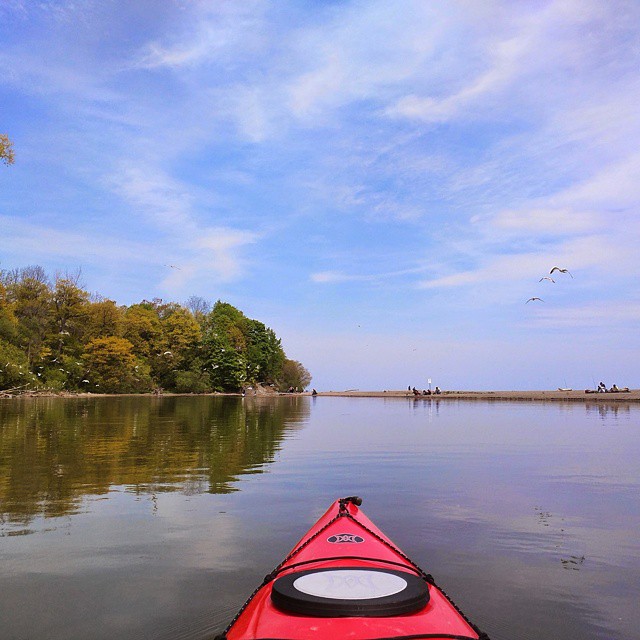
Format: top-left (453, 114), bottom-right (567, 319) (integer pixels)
top-left (418, 252), bottom-right (544, 289)
top-left (386, 0), bottom-right (638, 128)
top-left (310, 271), bottom-right (359, 284)
top-left (285, 2), bottom-right (455, 120)
top-left (387, 30), bottom-right (530, 123)
top-left (111, 164), bottom-right (195, 230)
top-left (193, 227), bottom-right (259, 281)
top-left (488, 208), bottom-right (602, 236)
top-left (134, 1), bottom-right (267, 70)
top-left (419, 228), bottom-right (638, 293)
top-left (551, 152), bottom-right (640, 211)
top-left (423, 133), bottom-right (640, 295)
top-left (0, 49), bottom-right (121, 106)
top-left (288, 53), bottom-right (348, 119)
top-left (108, 163), bottom-right (260, 286)
top-left (310, 263), bottom-right (429, 285)
top-left (230, 86), bottom-right (271, 143)
top-left (0, 215), bottom-right (146, 264)
top-left (523, 300), bottom-right (640, 329)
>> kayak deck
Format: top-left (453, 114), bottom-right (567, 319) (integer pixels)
top-left (219, 497), bottom-right (488, 640)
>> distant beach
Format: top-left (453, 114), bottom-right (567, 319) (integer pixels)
top-left (311, 389), bottom-right (640, 402)
top-left (3, 388), bottom-right (639, 402)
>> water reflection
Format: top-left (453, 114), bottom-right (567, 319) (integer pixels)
top-left (585, 401), bottom-right (633, 421)
top-left (1, 397), bottom-right (639, 640)
top-left (0, 396), bottom-right (309, 530)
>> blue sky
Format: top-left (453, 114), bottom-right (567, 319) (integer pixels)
top-left (1, 0), bottom-right (639, 391)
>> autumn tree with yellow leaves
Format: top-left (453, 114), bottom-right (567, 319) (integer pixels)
top-left (0, 266), bottom-right (309, 393)
top-left (0, 133), bottom-right (14, 166)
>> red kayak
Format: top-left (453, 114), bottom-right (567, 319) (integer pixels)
top-left (217, 497), bottom-right (489, 639)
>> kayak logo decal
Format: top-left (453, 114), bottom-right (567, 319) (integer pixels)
top-left (327, 533), bottom-right (365, 544)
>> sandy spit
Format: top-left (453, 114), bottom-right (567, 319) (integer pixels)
top-left (310, 389), bottom-right (640, 402)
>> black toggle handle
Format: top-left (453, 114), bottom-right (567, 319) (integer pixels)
top-left (340, 496), bottom-right (363, 507)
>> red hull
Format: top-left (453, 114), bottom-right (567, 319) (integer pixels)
top-left (221, 498), bottom-right (487, 639)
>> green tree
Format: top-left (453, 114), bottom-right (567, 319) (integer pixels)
top-left (201, 329), bottom-right (247, 391)
top-left (208, 301), bottom-right (247, 350)
top-left (0, 338), bottom-right (30, 389)
top-left (49, 274), bottom-right (90, 359)
top-left (245, 319), bottom-right (285, 384)
top-left (0, 133), bottom-right (14, 166)
top-left (3, 266), bottom-right (52, 366)
top-left (0, 281), bottom-right (18, 344)
top-left (281, 359), bottom-right (312, 391)
top-left (200, 301), bottom-right (250, 392)
top-left (174, 367), bottom-right (211, 393)
top-left (200, 301), bottom-right (291, 391)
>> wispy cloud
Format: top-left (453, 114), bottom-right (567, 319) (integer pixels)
top-left (0, 215), bottom-right (147, 264)
top-left (418, 252), bottom-right (545, 290)
top-left (486, 208), bottom-right (602, 236)
top-left (110, 164), bottom-right (197, 231)
top-left (386, 30), bottom-right (530, 123)
top-left (134, 1), bottom-right (267, 70)
top-left (310, 257), bottom-right (431, 285)
top-left (109, 164), bottom-right (259, 286)
top-left (385, 1), bottom-right (635, 126)
top-left (524, 300), bottom-right (640, 329)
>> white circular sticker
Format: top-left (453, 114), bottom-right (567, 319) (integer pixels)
top-left (293, 570), bottom-right (407, 600)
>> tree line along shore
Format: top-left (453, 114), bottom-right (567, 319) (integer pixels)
top-left (0, 266), bottom-right (311, 394)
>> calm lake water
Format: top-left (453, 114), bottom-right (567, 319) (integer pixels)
top-left (1, 396), bottom-right (639, 640)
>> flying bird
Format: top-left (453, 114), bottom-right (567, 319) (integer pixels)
top-left (526, 297), bottom-right (544, 303)
top-left (550, 267), bottom-right (573, 278)
top-left (539, 276), bottom-right (555, 283)
top-left (164, 264), bottom-right (181, 270)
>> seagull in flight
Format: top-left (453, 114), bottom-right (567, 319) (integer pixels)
top-left (539, 276), bottom-right (555, 283)
top-left (550, 266), bottom-right (573, 278)
top-left (526, 297), bottom-right (544, 304)
top-left (164, 264), bottom-right (181, 270)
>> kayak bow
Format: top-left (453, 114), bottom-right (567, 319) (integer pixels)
top-left (218, 496), bottom-right (489, 639)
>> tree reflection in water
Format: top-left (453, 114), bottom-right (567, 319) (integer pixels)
top-left (0, 396), bottom-right (309, 528)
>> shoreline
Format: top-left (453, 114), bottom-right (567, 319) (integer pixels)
top-left (2, 389), bottom-right (639, 402)
top-left (313, 389), bottom-right (640, 402)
